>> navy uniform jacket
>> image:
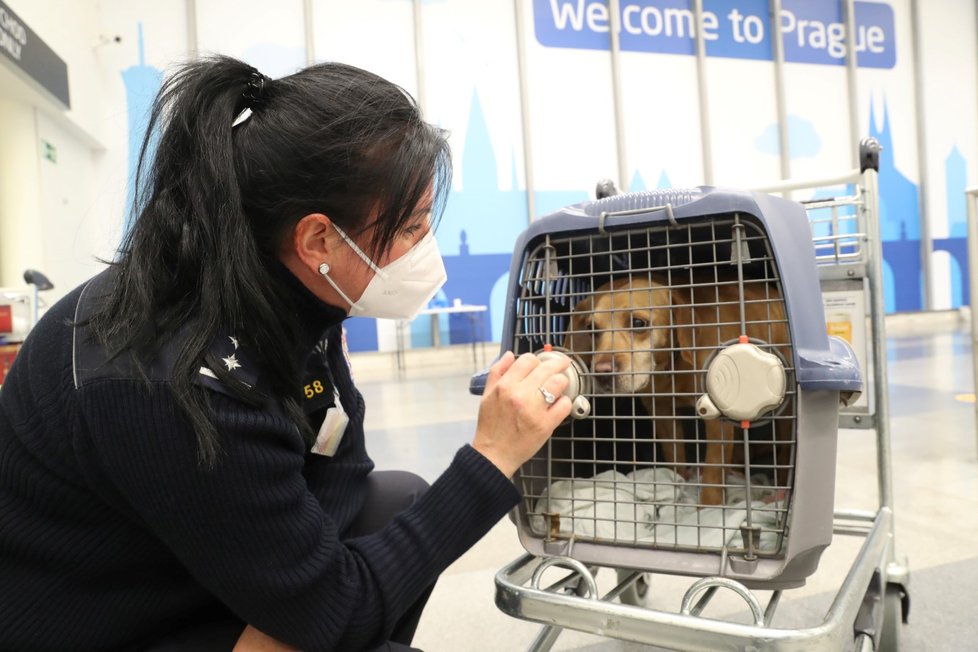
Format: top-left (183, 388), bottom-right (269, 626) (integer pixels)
top-left (0, 267), bottom-right (519, 651)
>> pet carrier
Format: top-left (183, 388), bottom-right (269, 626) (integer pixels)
top-left (472, 138), bottom-right (909, 651)
top-left (473, 182), bottom-right (861, 590)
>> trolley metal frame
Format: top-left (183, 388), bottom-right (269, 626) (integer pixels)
top-left (493, 138), bottom-right (910, 651)
top-left (965, 185), bottom-right (978, 455)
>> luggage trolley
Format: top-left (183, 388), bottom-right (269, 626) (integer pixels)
top-left (471, 138), bottom-right (908, 650)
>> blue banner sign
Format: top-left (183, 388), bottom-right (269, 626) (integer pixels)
top-left (534, 0), bottom-right (895, 69)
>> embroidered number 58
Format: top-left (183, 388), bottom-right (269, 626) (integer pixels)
top-left (304, 380), bottom-right (325, 399)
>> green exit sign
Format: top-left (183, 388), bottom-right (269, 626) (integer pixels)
top-left (41, 139), bottom-right (56, 163)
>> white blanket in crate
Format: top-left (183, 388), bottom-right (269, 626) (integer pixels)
top-left (530, 468), bottom-right (784, 551)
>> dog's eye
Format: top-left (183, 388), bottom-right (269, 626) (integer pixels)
top-left (630, 317), bottom-right (649, 329)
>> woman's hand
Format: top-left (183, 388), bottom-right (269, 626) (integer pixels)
top-left (234, 625), bottom-right (298, 651)
top-left (472, 351), bottom-right (573, 478)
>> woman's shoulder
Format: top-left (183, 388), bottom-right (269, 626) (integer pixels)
top-left (72, 269), bottom-right (174, 389)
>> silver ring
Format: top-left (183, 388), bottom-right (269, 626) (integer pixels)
top-left (539, 386), bottom-right (557, 405)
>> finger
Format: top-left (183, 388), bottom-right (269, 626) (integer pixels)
top-left (497, 351), bottom-right (542, 384)
top-left (540, 372), bottom-right (570, 400)
top-left (540, 395), bottom-right (573, 429)
top-left (484, 351), bottom-right (515, 392)
top-left (532, 375), bottom-right (569, 413)
top-left (524, 355), bottom-right (572, 389)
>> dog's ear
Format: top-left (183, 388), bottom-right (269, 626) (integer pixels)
top-left (669, 286), bottom-right (697, 366)
top-left (562, 297), bottom-right (594, 355)
top-left (562, 313), bottom-right (580, 351)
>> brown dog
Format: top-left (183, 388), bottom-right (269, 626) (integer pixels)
top-left (671, 279), bottom-right (792, 506)
top-left (564, 275), bottom-right (792, 506)
top-left (562, 276), bottom-right (695, 476)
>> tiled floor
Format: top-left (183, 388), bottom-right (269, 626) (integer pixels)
top-left (353, 323), bottom-right (978, 651)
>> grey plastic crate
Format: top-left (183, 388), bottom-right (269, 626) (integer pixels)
top-left (474, 186), bottom-right (861, 589)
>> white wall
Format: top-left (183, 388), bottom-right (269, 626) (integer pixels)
top-left (0, 0), bottom-right (191, 300)
top-left (918, 0), bottom-right (978, 309)
top-left (34, 110), bottom-right (105, 294)
top-left (0, 0), bottom-right (109, 298)
top-left (0, 100), bottom-right (43, 287)
top-left (195, 0), bottom-right (305, 78)
top-left (6, 0), bottom-right (106, 143)
top-left (0, 0), bottom-right (975, 328)
top-left (313, 0), bottom-right (418, 97)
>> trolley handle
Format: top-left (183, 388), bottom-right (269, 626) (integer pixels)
top-left (680, 577), bottom-right (766, 627)
top-left (530, 556), bottom-right (599, 600)
top-left (859, 137), bottom-right (881, 174)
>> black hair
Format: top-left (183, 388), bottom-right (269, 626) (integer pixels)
top-left (89, 55), bottom-right (452, 464)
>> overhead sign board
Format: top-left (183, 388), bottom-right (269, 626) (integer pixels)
top-left (535, 0), bottom-right (896, 69)
top-left (0, 1), bottom-right (70, 108)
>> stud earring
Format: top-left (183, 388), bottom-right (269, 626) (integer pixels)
top-left (318, 262), bottom-right (330, 276)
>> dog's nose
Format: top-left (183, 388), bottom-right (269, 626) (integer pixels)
top-left (593, 358), bottom-right (614, 374)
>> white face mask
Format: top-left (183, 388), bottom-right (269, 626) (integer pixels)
top-left (319, 224), bottom-right (447, 320)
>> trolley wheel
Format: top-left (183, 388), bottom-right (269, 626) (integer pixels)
top-left (878, 585), bottom-right (904, 652)
top-left (616, 569), bottom-right (653, 607)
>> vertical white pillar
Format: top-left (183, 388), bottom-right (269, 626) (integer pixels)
top-left (0, 100), bottom-right (44, 288)
top-left (303, 0), bottom-right (315, 65)
top-left (412, 0), bottom-right (427, 115)
top-left (513, 0), bottom-right (536, 222)
top-left (693, 0), bottom-right (714, 185)
top-left (607, 0), bottom-right (628, 193)
top-left (186, 0), bottom-right (198, 59)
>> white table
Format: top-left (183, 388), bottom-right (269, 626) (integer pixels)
top-left (395, 304), bottom-right (489, 374)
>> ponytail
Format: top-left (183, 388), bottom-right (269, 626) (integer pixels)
top-left (90, 55), bottom-right (450, 465)
top-left (91, 57), bottom-right (283, 463)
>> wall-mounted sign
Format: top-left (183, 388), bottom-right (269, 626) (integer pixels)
top-left (0, 1), bottom-right (70, 108)
top-left (41, 139), bottom-right (56, 163)
top-left (535, 0), bottom-right (896, 69)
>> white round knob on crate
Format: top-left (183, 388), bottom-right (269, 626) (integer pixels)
top-left (695, 394), bottom-right (722, 420)
top-left (535, 348), bottom-right (592, 419)
top-left (704, 342), bottom-right (786, 422)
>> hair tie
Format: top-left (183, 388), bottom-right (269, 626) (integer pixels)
top-left (233, 68), bottom-right (271, 129)
top-left (243, 69), bottom-right (269, 103)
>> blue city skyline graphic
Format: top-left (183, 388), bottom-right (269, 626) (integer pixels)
top-left (121, 28), bottom-right (971, 355)
top-left (936, 145), bottom-right (969, 308)
top-left (842, 99), bottom-right (960, 312)
top-left (759, 101), bottom-right (968, 313)
top-left (869, 98), bottom-right (921, 312)
top-left (348, 94), bottom-right (662, 352)
top-left (121, 23), bottom-right (162, 234)
top-left (344, 90), bottom-right (596, 352)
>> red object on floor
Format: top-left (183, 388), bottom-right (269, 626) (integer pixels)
top-left (0, 344), bottom-right (20, 385)
top-left (0, 305), bottom-right (12, 334)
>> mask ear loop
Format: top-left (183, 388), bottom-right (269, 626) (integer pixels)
top-left (318, 262), bottom-right (361, 310)
top-left (332, 225), bottom-right (388, 278)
